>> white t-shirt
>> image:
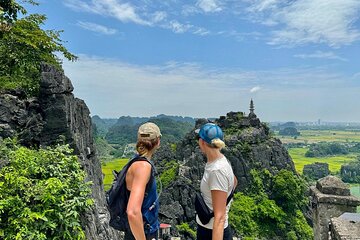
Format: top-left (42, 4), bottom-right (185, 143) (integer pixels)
top-left (196, 156), bottom-right (235, 229)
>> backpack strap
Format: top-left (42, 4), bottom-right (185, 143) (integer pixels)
top-left (126, 155), bottom-right (161, 212)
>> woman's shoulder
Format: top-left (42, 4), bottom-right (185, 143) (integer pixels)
top-left (208, 157), bottom-right (232, 172)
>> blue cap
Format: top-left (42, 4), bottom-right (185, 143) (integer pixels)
top-left (195, 123), bottom-right (224, 144)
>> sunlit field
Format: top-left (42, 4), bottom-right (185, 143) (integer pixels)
top-left (277, 130), bottom-right (360, 144)
top-left (102, 158), bottom-right (128, 190)
top-left (288, 148), bottom-right (358, 174)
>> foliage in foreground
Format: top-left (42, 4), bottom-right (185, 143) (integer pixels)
top-left (229, 169), bottom-right (313, 240)
top-left (0, 0), bottom-right (76, 96)
top-left (0, 139), bottom-right (93, 240)
top-left (176, 222), bottom-right (196, 239)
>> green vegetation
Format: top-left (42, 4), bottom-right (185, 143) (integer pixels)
top-left (305, 142), bottom-right (348, 157)
top-left (279, 127), bottom-right (300, 136)
top-left (0, 139), bottom-right (93, 239)
top-left (289, 148), bottom-right (357, 173)
top-left (0, 0), bottom-right (76, 96)
top-left (229, 169), bottom-right (313, 240)
top-left (176, 222), bottom-right (196, 239)
top-left (159, 160), bottom-right (179, 188)
top-left (350, 185), bottom-right (360, 213)
top-left (341, 160), bottom-right (360, 183)
top-left (105, 117), bottom-right (194, 145)
top-left (102, 158), bottom-right (128, 191)
top-left (277, 130), bottom-right (360, 144)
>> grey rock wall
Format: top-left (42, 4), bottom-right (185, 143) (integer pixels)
top-left (0, 64), bottom-right (120, 240)
top-left (152, 113), bottom-right (296, 238)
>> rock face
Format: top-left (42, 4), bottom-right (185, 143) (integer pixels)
top-left (0, 64), bottom-right (120, 240)
top-left (310, 176), bottom-right (360, 240)
top-left (303, 162), bottom-right (330, 180)
top-left (153, 111), bottom-right (296, 238)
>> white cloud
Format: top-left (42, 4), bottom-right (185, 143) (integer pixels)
top-left (64, 0), bottom-right (150, 25)
top-left (167, 20), bottom-right (193, 34)
top-left (246, 0), bottom-right (360, 47)
top-left (62, 54), bottom-right (359, 119)
top-left (250, 86), bottom-right (261, 93)
top-left (64, 0), bottom-right (211, 36)
top-left (152, 11), bottom-right (167, 23)
top-left (197, 0), bottom-right (222, 13)
top-left (76, 21), bottom-right (117, 35)
top-left (294, 51), bottom-right (347, 61)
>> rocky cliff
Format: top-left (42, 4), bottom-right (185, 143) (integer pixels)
top-left (0, 64), bottom-right (120, 240)
top-left (153, 111), bottom-right (296, 238)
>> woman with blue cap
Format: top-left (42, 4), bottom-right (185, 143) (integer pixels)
top-left (195, 123), bottom-right (237, 240)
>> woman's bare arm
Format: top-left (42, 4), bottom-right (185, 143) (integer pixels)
top-left (126, 161), bottom-right (151, 240)
top-left (211, 190), bottom-right (227, 240)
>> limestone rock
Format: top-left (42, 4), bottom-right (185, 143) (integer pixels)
top-left (316, 175), bottom-right (350, 196)
top-left (153, 112), bottom-right (296, 235)
top-left (303, 162), bottom-right (330, 180)
top-left (0, 64), bottom-right (120, 240)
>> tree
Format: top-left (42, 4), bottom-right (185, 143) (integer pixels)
top-left (0, 0), bottom-right (76, 95)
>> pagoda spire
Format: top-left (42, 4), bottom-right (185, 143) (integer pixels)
top-left (250, 98), bottom-right (255, 114)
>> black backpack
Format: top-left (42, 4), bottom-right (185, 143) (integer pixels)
top-left (105, 156), bottom-right (155, 231)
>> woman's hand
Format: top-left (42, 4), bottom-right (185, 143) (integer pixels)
top-left (211, 190), bottom-right (227, 240)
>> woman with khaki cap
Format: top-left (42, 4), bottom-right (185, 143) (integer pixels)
top-left (125, 122), bottom-right (161, 240)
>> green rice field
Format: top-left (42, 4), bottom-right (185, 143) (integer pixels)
top-left (288, 148), bottom-right (358, 174)
top-left (102, 158), bottom-right (128, 190)
top-left (278, 130), bottom-right (360, 144)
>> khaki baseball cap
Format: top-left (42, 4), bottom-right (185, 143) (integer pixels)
top-left (138, 122), bottom-right (162, 140)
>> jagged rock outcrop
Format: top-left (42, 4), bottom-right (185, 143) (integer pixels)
top-left (0, 64), bottom-right (120, 240)
top-left (153, 111), bottom-right (296, 238)
top-left (303, 162), bottom-right (330, 180)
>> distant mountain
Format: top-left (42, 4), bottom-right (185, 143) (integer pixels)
top-left (92, 114), bottom-right (196, 134)
top-left (113, 114), bottom-right (196, 127)
top-left (92, 115), bottom-right (196, 158)
top-left (91, 115), bottom-right (117, 137)
top-left (105, 116), bottom-right (195, 145)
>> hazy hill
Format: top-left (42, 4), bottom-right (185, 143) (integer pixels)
top-left (92, 115), bottom-right (196, 159)
top-left (105, 117), bottom-right (195, 145)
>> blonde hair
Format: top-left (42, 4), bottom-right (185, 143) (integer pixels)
top-left (136, 137), bottom-right (160, 157)
top-left (210, 138), bottom-right (226, 149)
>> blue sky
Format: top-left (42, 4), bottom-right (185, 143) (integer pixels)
top-left (28, 0), bottom-right (360, 122)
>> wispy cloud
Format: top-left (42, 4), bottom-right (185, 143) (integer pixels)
top-left (294, 51), bottom-right (347, 61)
top-left (64, 0), bottom-right (150, 25)
top-left (250, 86), bottom-right (261, 93)
top-left (76, 21), bottom-right (117, 35)
top-left (167, 20), bottom-right (193, 34)
top-left (64, 0), bottom-right (211, 36)
top-left (245, 0), bottom-right (360, 47)
top-left (197, 0), bottom-right (222, 13)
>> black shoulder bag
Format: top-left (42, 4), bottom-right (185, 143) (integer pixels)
top-left (195, 189), bottom-right (235, 225)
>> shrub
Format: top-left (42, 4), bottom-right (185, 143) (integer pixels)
top-left (176, 222), bottom-right (196, 239)
top-left (0, 139), bottom-right (93, 239)
top-left (159, 160), bottom-right (179, 188)
top-left (229, 169), bottom-right (312, 239)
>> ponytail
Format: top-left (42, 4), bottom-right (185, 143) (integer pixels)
top-left (136, 138), bottom-right (160, 157)
top-left (210, 138), bottom-right (226, 149)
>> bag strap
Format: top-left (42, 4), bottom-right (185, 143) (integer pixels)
top-left (226, 189), bottom-right (235, 205)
